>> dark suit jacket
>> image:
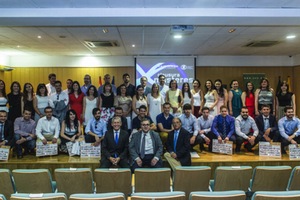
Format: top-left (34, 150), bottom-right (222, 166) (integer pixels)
top-left (129, 130), bottom-right (163, 161)
top-left (101, 129), bottom-right (129, 160)
top-left (255, 114), bottom-right (278, 135)
top-left (2, 120), bottom-right (14, 146)
top-left (166, 127), bottom-right (191, 166)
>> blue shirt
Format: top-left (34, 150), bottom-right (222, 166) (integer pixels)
top-left (156, 113), bottom-right (174, 131)
top-left (85, 117), bottom-right (107, 137)
top-left (278, 116), bottom-right (300, 139)
top-left (81, 84), bottom-right (92, 96)
top-left (211, 114), bottom-right (235, 138)
top-left (179, 113), bottom-right (198, 136)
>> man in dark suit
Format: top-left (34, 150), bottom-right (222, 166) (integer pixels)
top-left (129, 118), bottom-right (163, 172)
top-left (164, 117), bottom-right (191, 171)
top-left (0, 110), bottom-right (14, 148)
top-left (255, 104), bottom-right (280, 142)
top-left (101, 116), bottom-right (129, 168)
top-left (107, 107), bottom-right (128, 133)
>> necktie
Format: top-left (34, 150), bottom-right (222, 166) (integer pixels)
top-left (115, 131), bottom-right (119, 144)
top-left (174, 130), bottom-right (179, 153)
top-left (222, 117), bottom-right (227, 138)
top-left (0, 123), bottom-right (3, 141)
top-left (264, 118), bottom-right (270, 131)
top-left (140, 133), bottom-right (146, 159)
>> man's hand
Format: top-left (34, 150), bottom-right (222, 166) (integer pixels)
top-left (151, 158), bottom-right (158, 166)
top-left (224, 137), bottom-right (229, 143)
top-left (16, 137), bottom-right (26, 145)
top-left (52, 138), bottom-right (57, 144)
top-left (136, 158), bottom-right (142, 167)
top-left (204, 137), bottom-right (210, 145)
top-left (0, 141), bottom-right (5, 147)
top-left (171, 152), bottom-right (177, 159)
top-left (42, 139), bottom-right (48, 145)
top-left (190, 136), bottom-right (196, 144)
top-left (248, 136), bottom-right (256, 146)
top-left (217, 136), bottom-right (223, 143)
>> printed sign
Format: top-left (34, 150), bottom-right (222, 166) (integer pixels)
top-left (36, 142), bottom-right (58, 157)
top-left (259, 142), bottom-right (281, 158)
top-left (80, 143), bottom-right (101, 158)
top-left (0, 146), bottom-right (10, 161)
top-left (212, 139), bottom-right (233, 155)
top-left (289, 144), bottom-right (300, 159)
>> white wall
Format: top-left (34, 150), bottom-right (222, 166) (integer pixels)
top-left (0, 54), bottom-right (10, 66)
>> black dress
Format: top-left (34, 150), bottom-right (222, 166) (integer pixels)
top-left (7, 92), bottom-right (23, 122)
top-left (24, 99), bottom-right (35, 120)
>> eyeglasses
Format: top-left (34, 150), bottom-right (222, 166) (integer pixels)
top-left (141, 124), bottom-right (150, 126)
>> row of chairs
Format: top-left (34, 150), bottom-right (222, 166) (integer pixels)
top-left (1, 166), bottom-right (300, 199)
top-left (2, 191), bottom-right (300, 200)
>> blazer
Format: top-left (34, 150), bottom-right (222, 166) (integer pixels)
top-left (255, 114), bottom-right (278, 135)
top-left (101, 129), bottom-right (129, 160)
top-left (129, 130), bottom-right (163, 161)
top-left (166, 127), bottom-right (191, 166)
top-left (3, 120), bottom-right (14, 146)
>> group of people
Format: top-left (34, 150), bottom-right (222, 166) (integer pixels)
top-left (0, 72), bottom-right (298, 172)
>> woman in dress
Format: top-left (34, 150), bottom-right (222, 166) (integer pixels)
top-left (33, 83), bottom-right (49, 122)
top-left (132, 85), bottom-right (147, 119)
top-left (99, 82), bottom-right (115, 122)
top-left (166, 79), bottom-right (183, 116)
top-left (82, 85), bottom-right (99, 126)
top-left (147, 83), bottom-right (164, 124)
top-left (21, 83), bottom-right (35, 119)
top-left (228, 80), bottom-right (242, 117)
top-left (60, 109), bottom-right (82, 153)
top-left (0, 80), bottom-right (8, 112)
top-left (182, 82), bottom-right (194, 113)
top-left (276, 81), bottom-right (296, 119)
top-left (204, 80), bottom-right (218, 116)
top-left (7, 81), bottom-right (23, 122)
top-left (69, 81), bottom-right (85, 123)
top-left (255, 78), bottom-right (275, 116)
top-left (214, 79), bottom-right (228, 115)
top-left (241, 81), bottom-right (255, 118)
top-left (191, 79), bottom-right (203, 118)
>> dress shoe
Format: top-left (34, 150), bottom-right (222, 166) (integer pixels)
top-left (17, 155), bottom-right (23, 159)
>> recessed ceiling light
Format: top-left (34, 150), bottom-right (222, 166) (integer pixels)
top-left (132, 44), bottom-right (135, 47)
top-left (174, 35), bottom-right (182, 39)
top-left (102, 29), bottom-right (109, 33)
top-left (37, 35), bottom-right (42, 39)
top-left (17, 45), bottom-right (21, 48)
top-left (286, 35), bottom-right (296, 39)
top-left (228, 28), bottom-right (236, 33)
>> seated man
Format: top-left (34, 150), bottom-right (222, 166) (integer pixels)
top-left (197, 107), bottom-right (214, 151)
top-left (164, 117), bottom-right (191, 171)
top-left (156, 102), bottom-right (174, 146)
top-left (235, 106), bottom-right (259, 152)
top-left (129, 119), bottom-right (163, 172)
top-left (101, 117), bottom-right (129, 168)
top-left (179, 104), bottom-right (200, 151)
top-left (36, 106), bottom-right (60, 145)
top-left (0, 110), bottom-right (14, 148)
top-left (211, 106), bottom-right (236, 151)
top-left (14, 108), bottom-right (36, 158)
top-left (255, 104), bottom-right (280, 142)
top-left (278, 106), bottom-right (300, 154)
top-left (85, 108), bottom-right (107, 146)
top-left (107, 107), bottom-right (128, 133)
top-left (132, 105), bottom-right (156, 134)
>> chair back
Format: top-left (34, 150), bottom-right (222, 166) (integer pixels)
top-left (69, 192), bottom-right (125, 200)
top-left (10, 193), bottom-right (67, 200)
top-left (287, 166), bottom-right (300, 190)
top-left (94, 169), bottom-right (131, 196)
top-left (131, 191), bottom-right (185, 200)
top-left (12, 169), bottom-right (55, 193)
top-left (55, 168), bottom-right (94, 197)
top-left (0, 194), bottom-right (6, 200)
top-left (134, 168), bottom-right (171, 192)
top-left (250, 166), bottom-right (292, 191)
top-left (251, 191), bottom-right (300, 200)
top-left (0, 169), bottom-right (15, 200)
top-left (189, 191), bottom-right (245, 200)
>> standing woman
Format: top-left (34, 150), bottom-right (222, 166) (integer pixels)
top-left (7, 81), bottom-right (23, 122)
top-left (21, 83), bottom-right (35, 119)
top-left (82, 85), bottom-right (99, 126)
top-left (0, 80), bottom-right (8, 112)
top-left (166, 79), bottom-right (183, 116)
top-left (69, 81), bottom-right (85, 123)
top-left (214, 79), bottom-right (228, 115)
top-left (33, 83), bottom-right (49, 122)
top-left (182, 82), bottom-right (194, 113)
top-left (99, 82), bottom-right (115, 122)
top-left (191, 79), bottom-right (203, 118)
top-left (204, 80), bottom-right (218, 116)
top-left (255, 78), bottom-right (275, 116)
top-left (114, 84), bottom-right (132, 130)
top-left (147, 83), bottom-right (164, 124)
top-left (241, 81), bottom-right (255, 118)
top-left (276, 81), bottom-right (296, 119)
top-left (60, 109), bottom-right (82, 153)
top-left (228, 80), bottom-right (242, 117)
top-left (132, 85), bottom-right (147, 119)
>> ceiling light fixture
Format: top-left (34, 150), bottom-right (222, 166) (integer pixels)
top-left (174, 35), bottom-right (182, 39)
top-left (228, 28), bottom-right (236, 33)
top-left (102, 29), bottom-right (109, 33)
top-left (286, 35), bottom-right (296, 39)
top-left (17, 45), bottom-right (20, 48)
top-left (132, 44), bottom-right (135, 47)
top-left (37, 35), bottom-right (42, 39)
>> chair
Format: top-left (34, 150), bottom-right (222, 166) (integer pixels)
top-left (173, 166), bottom-right (211, 198)
top-left (134, 168), bottom-right (171, 192)
top-left (55, 168), bottom-right (94, 197)
top-left (94, 168), bottom-right (131, 196)
top-left (131, 191), bottom-right (185, 200)
top-left (287, 166), bottom-right (300, 190)
top-left (0, 194), bottom-right (6, 200)
top-left (10, 193), bottom-right (67, 200)
top-left (0, 169), bottom-right (15, 200)
top-left (210, 166), bottom-right (252, 191)
top-left (251, 191), bottom-right (300, 200)
top-left (12, 169), bottom-right (56, 193)
top-left (69, 193), bottom-right (125, 200)
top-left (189, 191), bottom-right (246, 200)
top-left (249, 166), bottom-right (292, 191)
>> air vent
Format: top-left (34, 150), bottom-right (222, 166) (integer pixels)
top-left (244, 41), bottom-right (280, 47)
top-left (84, 41), bottom-right (119, 48)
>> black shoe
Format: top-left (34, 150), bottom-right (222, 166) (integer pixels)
top-left (235, 149), bottom-right (241, 153)
top-left (17, 155), bottom-right (23, 159)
